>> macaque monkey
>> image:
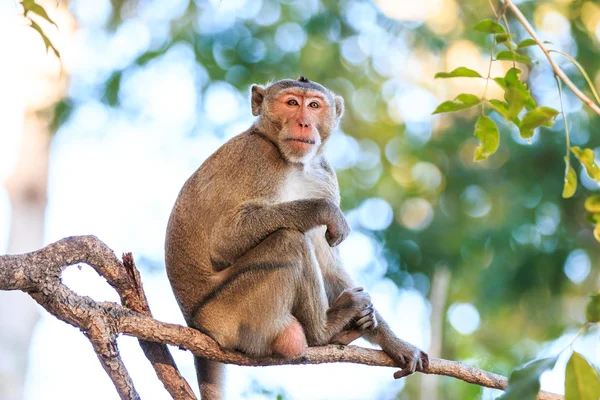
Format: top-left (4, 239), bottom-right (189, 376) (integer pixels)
top-left (165, 76), bottom-right (429, 399)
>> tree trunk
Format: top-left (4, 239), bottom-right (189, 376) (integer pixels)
top-left (420, 265), bottom-right (451, 400)
top-left (0, 111), bottom-right (50, 400)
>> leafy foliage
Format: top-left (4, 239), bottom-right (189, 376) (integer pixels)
top-left (432, 94), bottom-right (481, 114)
top-left (562, 159), bottom-right (577, 199)
top-left (565, 352), bottom-right (600, 400)
top-left (473, 18), bottom-right (506, 34)
top-left (21, 0), bottom-right (60, 58)
top-left (496, 50), bottom-right (531, 64)
top-left (430, 7), bottom-right (600, 397)
top-left (473, 115), bottom-right (499, 161)
top-left (435, 67), bottom-right (483, 79)
top-left (498, 357), bottom-right (558, 400)
top-left (586, 293), bottom-right (600, 323)
top-left (517, 39), bottom-right (537, 48)
top-left (519, 107), bottom-right (559, 139)
top-left (572, 147), bottom-right (600, 181)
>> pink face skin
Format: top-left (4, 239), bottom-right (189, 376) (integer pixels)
top-left (274, 89), bottom-right (329, 162)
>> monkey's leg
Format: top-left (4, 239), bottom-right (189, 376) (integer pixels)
top-left (318, 243), bottom-right (429, 376)
top-left (193, 228), bottom-right (370, 357)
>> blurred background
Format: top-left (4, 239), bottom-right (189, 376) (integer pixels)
top-left (1, 0), bottom-right (599, 399)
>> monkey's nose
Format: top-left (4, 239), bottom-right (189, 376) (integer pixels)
top-left (298, 122), bottom-right (310, 128)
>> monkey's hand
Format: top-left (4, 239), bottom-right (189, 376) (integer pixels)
top-left (329, 300), bottom-right (376, 345)
top-left (354, 301), bottom-right (377, 331)
top-left (327, 287), bottom-right (372, 329)
top-left (322, 201), bottom-right (350, 247)
top-left (383, 339), bottom-right (429, 379)
top-left (329, 305), bottom-right (376, 345)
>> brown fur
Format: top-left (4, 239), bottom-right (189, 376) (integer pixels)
top-left (165, 77), bottom-right (428, 399)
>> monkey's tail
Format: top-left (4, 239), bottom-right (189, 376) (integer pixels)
top-left (195, 356), bottom-right (224, 400)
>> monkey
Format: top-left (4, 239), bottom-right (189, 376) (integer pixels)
top-left (165, 76), bottom-right (429, 400)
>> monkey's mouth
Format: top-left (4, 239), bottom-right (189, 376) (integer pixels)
top-left (285, 138), bottom-right (316, 145)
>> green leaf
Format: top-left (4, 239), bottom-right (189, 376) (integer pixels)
top-left (473, 115), bottom-right (499, 161)
top-left (496, 68), bottom-right (537, 122)
top-left (494, 77), bottom-right (507, 89)
top-left (473, 18), bottom-right (506, 34)
top-left (586, 293), bottom-right (600, 322)
top-left (28, 19), bottom-right (60, 58)
top-left (565, 352), bottom-right (600, 399)
top-left (585, 212), bottom-right (600, 225)
top-left (498, 357), bottom-right (558, 400)
top-left (432, 94), bottom-right (481, 114)
top-left (584, 195), bottom-right (600, 212)
top-left (496, 34), bottom-right (517, 50)
top-left (518, 38), bottom-right (538, 48)
top-left (488, 99), bottom-right (511, 121)
top-left (572, 147), bottom-right (600, 181)
top-left (519, 107), bottom-right (559, 139)
top-left (562, 158), bottom-right (577, 199)
top-left (22, 0), bottom-right (58, 27)
top-left (435, 67), bottom-right (482, 79)
top-left (496, 50), bottom-right (532, 64)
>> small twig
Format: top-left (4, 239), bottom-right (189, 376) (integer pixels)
top-left (549, 50), bottom-right (600, 105)
top-left (503, 0), bottom-right (600, 116)
top-left (121, 253), bottom-right (196, 400)
top-left (0, 236), bottom-right (564, 400)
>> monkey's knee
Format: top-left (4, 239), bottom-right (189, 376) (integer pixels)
top-left (272, 317), bottom-right (307, 359)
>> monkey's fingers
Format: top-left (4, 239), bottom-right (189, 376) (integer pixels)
top-left (419, 352), bottom-right (430, 370)
top-left (325, 230), bottom-right (349, 247)
top-left (355, 304), bottom-right (373, 318)
top-left (393, 356), bottom-right (419, 379)
top-left (393, 368), bottom-right (414, 379)
top-left (355, 313), bottom-right (375, 330)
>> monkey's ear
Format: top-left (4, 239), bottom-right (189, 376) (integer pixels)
top-left (334, 95), bottom-right (345, 121)
top-left (251, 85), bottom-right (266, 116)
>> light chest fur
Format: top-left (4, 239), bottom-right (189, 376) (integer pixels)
top-left (277, 164), bottom-right (337, 203)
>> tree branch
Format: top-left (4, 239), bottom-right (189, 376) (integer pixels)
top-left (504, 0), bottom-right (600, 117)
top-left (0, 236), bottom-right (564, 400)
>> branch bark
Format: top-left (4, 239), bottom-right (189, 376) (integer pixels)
top-left (0, 236), bottom-right (564, 400)
top-left (504, 0), bottom-right (600, 117)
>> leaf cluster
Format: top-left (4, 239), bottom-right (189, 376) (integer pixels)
top-left (21, 0), bottom-right (60, 58)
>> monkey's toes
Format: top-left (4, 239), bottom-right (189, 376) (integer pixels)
top-left (393, 367), bottom-right (415, 379)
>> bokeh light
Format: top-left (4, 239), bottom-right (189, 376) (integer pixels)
top-left (448, 302), bottom-right (481, 335)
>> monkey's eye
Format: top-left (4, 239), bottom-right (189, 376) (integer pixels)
top-left (308, 102), bottom-right (320, 109)
top-left (287, 99), bottom-right (299, 106)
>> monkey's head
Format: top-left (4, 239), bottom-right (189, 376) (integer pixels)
top-left (251, 76), bottom-right (344, 163)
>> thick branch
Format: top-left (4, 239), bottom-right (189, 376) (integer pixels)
top-left (0, 236), bottom-right (564, 400)
top-left (504, 0), bottom-right (600, 116)
top-left (1, 236), bottom-right (194, 400)
top-left (118, 314), bottom-right (562, 400)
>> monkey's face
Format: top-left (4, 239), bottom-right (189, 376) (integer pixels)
top-left (251, 78), bottom-right (345, 164)
top-left (272, 88), bottom-right (330, 163)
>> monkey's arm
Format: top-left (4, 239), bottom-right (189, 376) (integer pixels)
top-left (210, 199), bottom-right (348, 268)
